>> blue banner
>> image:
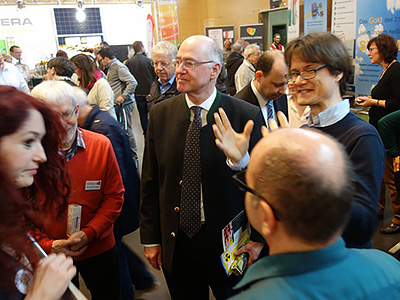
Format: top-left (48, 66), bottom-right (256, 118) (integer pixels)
top-left (304, 0), bottom-right (327, 34)
top-left (355, 0), bottom-right (400, 96)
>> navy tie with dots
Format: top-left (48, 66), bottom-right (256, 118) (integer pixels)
top-left (179, 106), bottom-right (202, 238)
top-left (266, 101), bottom-right (274, 129)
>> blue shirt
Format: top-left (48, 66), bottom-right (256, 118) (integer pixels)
top-left (309, 99), bottom-right (350, 127)
top-left (230, 238), bottom-right (400, 300)
top-left (159, 74), bottom-right (176, 95)
top-left (65, 129), bottom-right (85, 162)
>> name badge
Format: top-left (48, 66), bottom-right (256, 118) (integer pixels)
top-left (85, 180), bottom-right (102, 190)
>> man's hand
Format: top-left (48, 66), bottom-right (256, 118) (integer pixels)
top-left (213, 108), bottom-right (254, 164)
top-left (115, 95), bottom-right (125, 104)
top-left (261, 111), bottom-right (290, 137)
top-left (234, 241), bottom-right (264, 266)
top-left (144, 245), bottom-right (162, 270)
top-left (394, 156), bottom-right (400, 172)
top-left (68, 231), bottom-right (89, 252)
top-left (26, 253), bottom-right (76, 300)
top-left (51, 238), bottom-right (87, 258)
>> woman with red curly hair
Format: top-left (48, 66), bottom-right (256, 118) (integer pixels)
top-left (0, 86), bottom-right (75, 299)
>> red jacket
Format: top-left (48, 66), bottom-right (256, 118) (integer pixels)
top-left (35, 129), bottom-right (124, 261)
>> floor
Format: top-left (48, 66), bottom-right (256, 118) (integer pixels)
top-left (81, 104), bottom-right (400, 300)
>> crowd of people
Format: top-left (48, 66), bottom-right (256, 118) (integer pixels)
top-left (0, 31), bottom-right (400, 300)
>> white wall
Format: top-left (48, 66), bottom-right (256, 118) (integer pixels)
top-left (0, 4), bottom-right (152, 70)
top-left (101, 4), bottom-right (152, 52)
top-left (0, 6), bottom-right (58, 70)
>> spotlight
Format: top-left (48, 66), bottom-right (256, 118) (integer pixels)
top-left (77, 0), bottom-right (84, 9)
top-left (17, 0), bottom-right (25, 10)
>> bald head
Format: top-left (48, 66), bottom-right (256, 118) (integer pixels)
top-left (175, 35), bottom-right (222, 102)
top-left (181, 35), bottom-right (223, 66)
top-left (254, 50), bottom-right (288, 100)
top-left (247, 128), bottom-right (354, 244)
top-left (256, 50), bottom-right (286, 75)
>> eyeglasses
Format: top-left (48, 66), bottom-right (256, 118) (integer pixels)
top-left (232, 170), bottom-right (280, 220)
top-left (152, 60), bottom-right (173, 68)
top-left (368, 47), bottom-right (377, 52)
top-left (174, 59), bottom-right (215, 69)
top-left (287, 64), bottom-right (327, 82)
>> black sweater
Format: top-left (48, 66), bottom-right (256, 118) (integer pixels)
top-left (369, 61), bottom-right (400, 130)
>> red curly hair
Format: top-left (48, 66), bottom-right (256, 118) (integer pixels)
top-left (0, 86), bottom-right (70, 292)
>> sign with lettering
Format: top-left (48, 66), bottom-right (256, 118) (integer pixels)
top-left (355, 0), bottom-right (400, 96)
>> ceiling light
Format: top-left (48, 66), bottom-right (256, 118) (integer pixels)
top-left (17, 0), bottom-right (25, 10)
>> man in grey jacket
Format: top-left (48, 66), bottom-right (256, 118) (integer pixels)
top-left (98, 47), bottom-right (139, 166)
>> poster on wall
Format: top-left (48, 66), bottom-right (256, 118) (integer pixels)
top-left (205, 26), bottom-right (235, 49)
top-left (304, 0), bottom-right (327, 34)
top-left (287, 0), bottom-right (299, 42)
top-left (157, 0), bottom-right (180, 46)
top-left (331, 0), bottom-right (357, 57)
top-left (240, 24), bottom-right (264, 50)
top-left (147, 14), bottom-right (155, 56)
top-left (270, 0), bottom-right (287, 9)
top-left (355, 0), bottom-right (400, 97)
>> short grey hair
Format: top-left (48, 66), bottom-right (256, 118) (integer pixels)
top-left (151, 41), bottom-right (178, 60)
top-left (243, 44), bottom-right (260, 59)
top-left (73, 87), bottom-right (89, 106)
top-left (231, 43), bottom-right (242, 53)
top-left (207, 38), bottom-right (223, 66)
top-left (31, 80), bottom-right (77, 107)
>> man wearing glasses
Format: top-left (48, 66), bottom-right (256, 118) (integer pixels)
top-left (140, 35), bottom-right (263, 300)
top-left (31, 80), bottom-right (124, 300)
top-left (229, 128), bottom-right (400, 299)
top-left (9, 45), bottom-right (23, 65)
top-left (146, 41), bottom-right (180, 112)
top-left (284, 32), bottom-right (385, 249)
top-left (216, 32), bottom-right (385, 250)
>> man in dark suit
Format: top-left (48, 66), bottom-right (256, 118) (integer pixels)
top-left (140, 35), bottom-right (264, 300)
top-left (126, 41), bottom-right (156, 137)
top-left (226, 43), bottom-right (243, 96)
top-left (235, 50), bottom-right (288, 125)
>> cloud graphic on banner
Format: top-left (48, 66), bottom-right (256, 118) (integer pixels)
top-left (355, 24), bottom-right (369, 75)
top-left (372, 24), bottom-right (384, 37)
top-left (387, 0), bottom-right (400, 13)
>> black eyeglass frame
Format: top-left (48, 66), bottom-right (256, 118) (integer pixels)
top-left (232, 170), bottom-right (280, 221)
top-left (287, 64), bottom-right (327, 82)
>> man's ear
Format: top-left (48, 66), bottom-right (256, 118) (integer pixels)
top-left (210, 63), bottom-right (221, 80)
top-left (335, 72), bottom-right (344, 83)
top-left (75, 103), bottom-right (80, 118)
top-left (255, 70), bottom-right (263, 82)
top-left (258, 200), bottom-right (278, 238)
